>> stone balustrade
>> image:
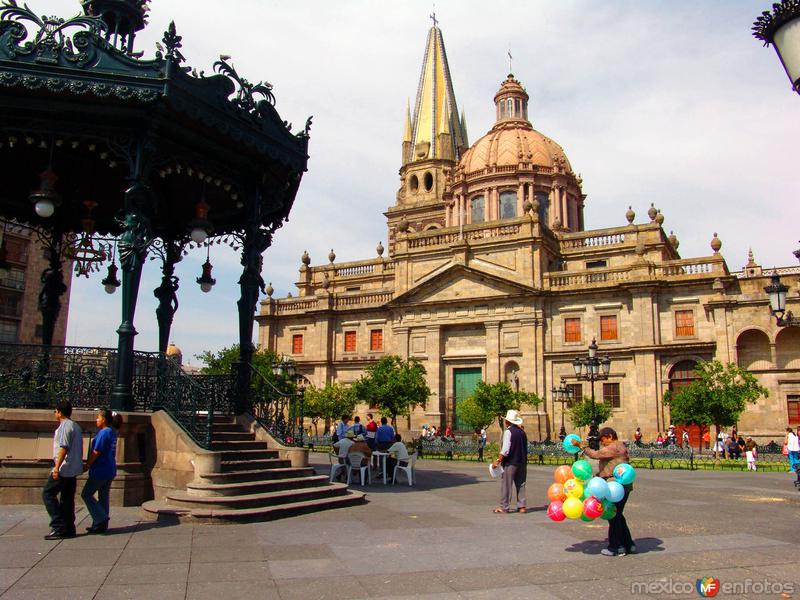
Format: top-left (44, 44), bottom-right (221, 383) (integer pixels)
top-left (333, 291), bottom-right (393, 309)
top-left (654, 258), bottom-right (722, 278)
top-left (406, 222), bottom-right (521, 250)
top-left (561, 231), bottom-right (626, 250)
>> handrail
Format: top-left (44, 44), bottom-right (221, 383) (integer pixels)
top-left (247, 364), bottom-right (304, 446)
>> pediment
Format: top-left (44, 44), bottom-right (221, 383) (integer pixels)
top-left (390, 264), bottom-right (534, 306)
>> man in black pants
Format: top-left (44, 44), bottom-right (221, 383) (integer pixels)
top-left (42, 400), bottom-right (83, 540)
top-left (580, 427), bottom-right (635, 556)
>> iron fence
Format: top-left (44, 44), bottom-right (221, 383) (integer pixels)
top-left (0, 343), bottom-right (160, 411)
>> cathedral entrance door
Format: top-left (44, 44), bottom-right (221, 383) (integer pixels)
top-left (453, 367), bottom-right (482, 432)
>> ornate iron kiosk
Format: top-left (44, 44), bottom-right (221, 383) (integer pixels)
top-left (0, 0), bottom-right (309, 443)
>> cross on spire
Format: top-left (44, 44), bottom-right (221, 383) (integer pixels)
top-left (430, 5), bottom-right (438, 28)
top-left (508, 49), bottom-right (513, 74)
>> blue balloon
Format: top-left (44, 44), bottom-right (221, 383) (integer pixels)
top-left (606, 480), bottom-right (625, 503)
top-left (563, 434), bottom-right (581, 454)
top-left (586, 476), bottom-right (609, 501)
top-left (613, 463), bottom-right (636, 485)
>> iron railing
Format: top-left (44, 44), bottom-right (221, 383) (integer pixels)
top-left (248, 365), bottom-right (304, 446)
top-left (0, 343), bottom-right (160, 411)
top-left (0, 343), bottom-right (236, 449)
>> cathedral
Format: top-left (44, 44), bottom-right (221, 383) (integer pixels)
top-left (257, 24), bottom-right (800, 443)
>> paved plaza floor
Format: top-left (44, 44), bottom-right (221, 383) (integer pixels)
top-left (1, 456), bottom-right (799, 599)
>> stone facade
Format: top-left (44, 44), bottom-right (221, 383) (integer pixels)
top-left (256, 26), bottom-right (800, 443)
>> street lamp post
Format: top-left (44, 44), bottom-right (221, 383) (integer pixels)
top-left (753, 1), bottom-right (800, 94)
top-left (271, 356), bottom-right (307, 445)
top-left (572, 338), bottom-right (611, 450)
top-left (765, 271), bottom-right (800, 327)
top-left (551, 378), bottom-right (575, 441)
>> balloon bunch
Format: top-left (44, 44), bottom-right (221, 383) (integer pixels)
top-left (546, 435), bottom-right (636, 523)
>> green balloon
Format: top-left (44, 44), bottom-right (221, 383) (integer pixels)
top-left (580, 487), bottom-right (590, 501)
top-left (572, 459), bottom-right (592, 481)
top-left (580, 513), bottom-right (595, 522)
top-left (600, 502), bottom-right (617, 520)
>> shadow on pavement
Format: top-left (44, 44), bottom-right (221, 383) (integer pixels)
top-left (565, 537), bottom-right (664, 555)
top-left (98, 519), bottom-right (181, 536)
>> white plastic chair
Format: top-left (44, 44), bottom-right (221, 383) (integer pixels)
top-left (346, 452), bottom-right (371, 486)
top-left (329, 452), bottom-right (347, 483)
top-left (392, 452), bottom-right (417, 486)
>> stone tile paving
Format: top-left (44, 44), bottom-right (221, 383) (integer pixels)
top-left (0, 456), bottom-right (798, 599)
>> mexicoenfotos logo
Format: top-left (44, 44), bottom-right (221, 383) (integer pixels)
top-left (696, 577), bottom-right (720, 597)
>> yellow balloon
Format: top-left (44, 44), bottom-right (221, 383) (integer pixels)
top-left (563, 478), bottom-right (584, 499)
top-left (563, 496), bottom-right (583, 519)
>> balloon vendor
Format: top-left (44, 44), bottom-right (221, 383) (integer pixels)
top-left (578, 427), bottom-right (636, 557)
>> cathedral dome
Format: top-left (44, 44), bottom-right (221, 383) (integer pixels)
top-left (458, 74), bottom-right (573, 175)
top-left (166, 341), bottom-right (183, 364)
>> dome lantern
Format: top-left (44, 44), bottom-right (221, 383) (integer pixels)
top-left (494, 74), bottom-right (530, 124)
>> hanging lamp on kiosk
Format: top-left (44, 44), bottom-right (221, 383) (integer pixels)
top-left (196, 242), bottom-right (216, 293)
top-left (101, 240), bottom-right (121, 294)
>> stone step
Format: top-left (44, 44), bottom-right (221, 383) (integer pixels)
top-left (142, 490), bottom-right (367, 523)
top-left (211, 431), bottom-right (255, 441)
top-left (166, 482), bottom-right (350, 510)
top-left (219, 449), bottom-right (279, 462)
top-left (210, 440), bottom-right (267, 451)
top-left (219, 458), bottom-right (291, 472)
top-left (186, 475), bottom-right (330, 497)
top-left (199, 466), bottom-right (316, 484)
top-left (210, 424), bottom-right (245, 434)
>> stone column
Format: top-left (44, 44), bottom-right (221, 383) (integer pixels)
top-left (485, 321), bottom-right (500, 383)
top-left (561, 188), bottom-right (569, 230)
top-left (393, 326), bottom-right (410, 359)
top-left (550, 186), bottom-right (559, 226)
top-left (426, 325), bottom-right (442, 420)
top-left (517, 183), bottom-right (525, 216)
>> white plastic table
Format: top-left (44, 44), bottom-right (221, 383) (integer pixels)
top-left (372, 451), bottom-right (389, 484)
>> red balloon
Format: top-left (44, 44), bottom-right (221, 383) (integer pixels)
top-left (547, 483), bottom-right (566, 502)
top-left (583, 496), bottom-right (604, 519)
top-left (554, 465), bottom-right (573, 484)
top-left (547, 500), bottom-right (566, 522)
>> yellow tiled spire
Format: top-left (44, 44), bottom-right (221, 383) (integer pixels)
top-left (406, 23), bottom-right (467, 164)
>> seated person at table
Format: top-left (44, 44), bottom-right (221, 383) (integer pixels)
top-left (375, 417), bottom-right (395, 451)
top-left (350, 434), bottom-right (372, 458)
top-left (333, 430), bottom-right (355, 463)
top-left (386, 434), bottom-right (410, 477)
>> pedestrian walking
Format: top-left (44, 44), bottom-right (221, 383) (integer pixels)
top-left (81, 409), bottom-right (119, 534)
top-left (491, 410), bottom-right (527, 514)
top-left (785, 427), bottom-right (799, 472)
top-left (745, 437), bottom-right (758, 471)
top-left (633, 427), bottom-right (642, 446)
top-left (42, 400), bottom-right (83, 540)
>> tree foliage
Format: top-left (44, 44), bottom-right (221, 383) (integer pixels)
top-left (196, 344), bottom-right (279, 378)
top-left (664, 360), bottom-right (768, 454)
top-left (463, 381), bottom-right (542, 430)
top-left (568, 397), bottom-right (612, 429)
top-left (350, 356), bottom-right (430, 424)
top-left (302, 382), bottom-right (357, 435)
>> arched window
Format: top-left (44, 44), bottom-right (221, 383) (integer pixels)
top-left (776, 327), bottom-right (800, 369)
top-left (470, 196), bottom-right (485, 223)
top-left (736, 329), bottom-right (772, 370)
top-left (507, 98), bottom-right (513, 117)
top-left (499, 191), bottom-right (517, 219)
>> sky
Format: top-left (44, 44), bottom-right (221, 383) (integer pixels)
top-left (27, 0), bottom-right (799, 365)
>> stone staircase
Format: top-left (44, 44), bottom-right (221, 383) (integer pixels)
top-left (142, 417), bottom-right (365, 522)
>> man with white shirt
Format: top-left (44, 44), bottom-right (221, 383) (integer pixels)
top-left (42, 400), bottom-right (83, 540)
top-left (491, 409), bottom-right (528, 514)
top-left (386, 433), bottom-right (410, 477)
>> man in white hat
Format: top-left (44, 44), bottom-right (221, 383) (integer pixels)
top-left (491, 409), bottom-right (528, 513)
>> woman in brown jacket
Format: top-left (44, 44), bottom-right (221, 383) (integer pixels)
top-left (580, 427), bottom-right (635, 557)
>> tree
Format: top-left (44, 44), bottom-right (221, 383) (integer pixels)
top-left (465, 381), bottom-right (542, 430)
top-left (664, 360), bottom-right (768, 457)
top-left (302, 382), bottom-right (357, 435)
top-left (350, 356), bottom-right (430, 426)
top-left (568, 397), bottom-right (612, 430)
top-left (196, 344), bottom-right (279, 378)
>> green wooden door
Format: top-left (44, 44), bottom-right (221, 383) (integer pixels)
top-left (453, 367), bottom-right (483, 432)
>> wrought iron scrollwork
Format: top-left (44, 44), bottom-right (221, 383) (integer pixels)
top-left (248, 364), bottom-right (304, 446)
top-left (0, 0), bottom-right (106, 67)
top-left (213, 55), bottom-right (275, 116)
